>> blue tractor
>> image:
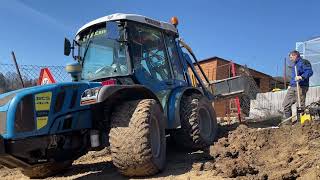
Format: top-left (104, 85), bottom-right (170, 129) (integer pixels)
top-left (0, 13), bottom-right (229, 178)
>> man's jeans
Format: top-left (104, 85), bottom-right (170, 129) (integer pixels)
top-left (282, 86), bottom-right (308, 118)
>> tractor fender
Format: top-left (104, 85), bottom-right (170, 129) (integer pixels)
top-left (97, 85), bottom-right (161, 106)
top-left (91, 85), bottom-right (163, 130)
top-left (167, 86), bottom-right (203, 129)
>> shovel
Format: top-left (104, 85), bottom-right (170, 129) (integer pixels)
top-left (295, 65), bottom-right (305, 123)
top-left (295, 65), bottom-right (301, 108)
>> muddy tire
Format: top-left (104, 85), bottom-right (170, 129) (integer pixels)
top-left (109, 99), bottom-right (166, 176)
top-left (21, 160), bottom-right (72, 179)
top-left (172, 94), bottom-right (217, 150)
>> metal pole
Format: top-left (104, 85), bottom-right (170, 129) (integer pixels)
top-left (275, 64), bottom-right (278, 88)
top-left (283, 58), bottom-right (287, 89)
top-left (11, 51), bottom-right (25, 88)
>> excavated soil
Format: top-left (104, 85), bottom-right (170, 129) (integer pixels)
top-left (1, 121), bottom-right (320, 180)
top-left (210, 121), bottom-right (320, 179)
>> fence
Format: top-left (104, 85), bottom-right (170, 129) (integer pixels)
top-left (249, 86), bottom-right (320, 119)
top-left (0, 63), bottom-right (69, 94)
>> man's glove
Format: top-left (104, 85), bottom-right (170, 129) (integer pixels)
top-left (295, 76), bottom-right (303, 81)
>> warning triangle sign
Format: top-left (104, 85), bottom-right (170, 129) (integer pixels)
top-left (37, 68), bottom-right (56, 85)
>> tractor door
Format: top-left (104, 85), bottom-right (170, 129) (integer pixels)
top-left (129, 23), bottom-right (175, 110)
top-left (163, 34), bottom-right (188, 87)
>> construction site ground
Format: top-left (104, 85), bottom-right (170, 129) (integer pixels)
top-left (1, 120), bottom-right (320, 180)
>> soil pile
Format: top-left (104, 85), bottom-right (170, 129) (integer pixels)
top-left (210, 121), bottom-right (320, 179)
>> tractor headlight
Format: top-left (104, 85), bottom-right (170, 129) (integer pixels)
top-left (80, 87), bottom-right (101, 105)
top-left (0, 93), bottom-right (16, 107)
top-left (0, 112), bottom-right (7, 134)
top-left (82, 88), bottom-right (100, 98)
top-left (0, 93), bottom-right (16, 134)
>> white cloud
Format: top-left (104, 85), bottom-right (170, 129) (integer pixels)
top-left (4, 0), bottom-right (71, 32)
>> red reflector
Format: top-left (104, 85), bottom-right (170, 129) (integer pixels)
top-left (101, 79), bottom-right (116, 86)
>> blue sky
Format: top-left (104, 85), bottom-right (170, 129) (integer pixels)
top-left (0, 0), bottom-right (319, 76)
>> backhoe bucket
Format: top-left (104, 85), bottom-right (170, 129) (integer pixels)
top-left (207, 76), bottom-right (249, 100)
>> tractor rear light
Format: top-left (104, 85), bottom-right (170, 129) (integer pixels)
top-left (101, 79), bottom-right (116, 86)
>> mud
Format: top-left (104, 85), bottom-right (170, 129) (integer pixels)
top-left (1, 121), bottom-right (320, 180)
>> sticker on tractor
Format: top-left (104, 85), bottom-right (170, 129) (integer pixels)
top-left (37, 116), bottom-right (48, 129)
top-left (145, 17), bottom-right (161, 27)
top-left (34, 92), bottom-right (52, 129)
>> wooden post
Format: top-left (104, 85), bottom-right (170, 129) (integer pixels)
top-left (11, 51), bottom-right (25, 88)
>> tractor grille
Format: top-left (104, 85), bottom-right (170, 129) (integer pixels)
top-left (0, 112), bottom-right (6, 134)
top-left (54, 91), bottom-right (66, 113)
top-left (15, 95), bottom-right (35, 133)
top-left (69, 90), bottom-right (78, 109)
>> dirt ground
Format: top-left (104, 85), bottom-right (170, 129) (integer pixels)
top-left (1, 120), bottom-right (320, 180)
top-left (210, 121), bottom-right (320, 179)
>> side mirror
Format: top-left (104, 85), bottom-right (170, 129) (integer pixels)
top-left (106, 21), bottom-right (120, 40)
top-left (64, 38), bottom-right (72, 56)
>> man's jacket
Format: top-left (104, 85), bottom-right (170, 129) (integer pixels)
top-left (290, 57), bottom-right (313, 87)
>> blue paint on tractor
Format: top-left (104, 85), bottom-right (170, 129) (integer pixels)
top-left (0, 82), bottom-right (101, 139)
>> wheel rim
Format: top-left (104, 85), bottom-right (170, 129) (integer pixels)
top-left (150, 116), bottom-right (161, 158)
top-left (199, 107), bottom-right (213, 140)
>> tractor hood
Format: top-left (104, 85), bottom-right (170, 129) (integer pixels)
top-left (0, 82), bottom-right (101, 139)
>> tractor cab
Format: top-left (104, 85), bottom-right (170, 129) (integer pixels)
top-left (64, 13), bottom-right (187, 88)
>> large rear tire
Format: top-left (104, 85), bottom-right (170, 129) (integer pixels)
top-left (21, 160), bottom-right (72, 179)
top-left (172, 94), bottom-right (217, 150)
top-left (109, 99), bottom-right (166, 176)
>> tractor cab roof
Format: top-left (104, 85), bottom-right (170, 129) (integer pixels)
top-left (76, 13), bottom-right (178, 35)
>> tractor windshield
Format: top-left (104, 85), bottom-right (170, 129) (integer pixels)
top-left (79, 27), bottom-right (128, 80)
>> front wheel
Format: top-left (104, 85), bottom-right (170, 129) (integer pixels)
top-left (109, 99), bottom-right (166, 176)
top-left (172, 94), bottom-right (218, 150)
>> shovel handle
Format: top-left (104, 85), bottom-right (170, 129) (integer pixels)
top-left (295, 65), bottom-right (301, 107)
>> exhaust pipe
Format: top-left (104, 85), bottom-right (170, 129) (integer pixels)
top-left (90, 130), bottom-right (100, 148)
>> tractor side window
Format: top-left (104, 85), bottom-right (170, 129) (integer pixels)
top-left (130, 24), bottom-right (172, 82)
top-left (165, 35), bottom-right (185, 81)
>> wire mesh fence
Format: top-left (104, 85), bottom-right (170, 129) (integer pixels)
top-left (0, 63), bottom-right (69, 94)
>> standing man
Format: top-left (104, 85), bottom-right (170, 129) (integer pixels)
top-left (282, 50), bottom-right (313, 120)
